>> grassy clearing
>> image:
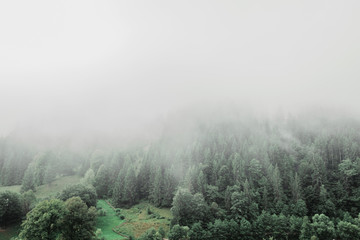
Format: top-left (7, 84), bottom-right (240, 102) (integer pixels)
top-left (35, 175), bottom-right (81, 199)
top-left (0, 224), bottom-right (21, 240)
top-left (0, 185), bottom-right (21, 193)
top-left (0, 175), bottom-right (81, 200)
top-left (96, 200), bottom-right (126, 240)
top-left (114, 202), bottom-right (172, 239)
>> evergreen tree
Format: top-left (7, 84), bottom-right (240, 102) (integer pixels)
top-left (299, 216), bottom-right (312, 240)
top-left (231, 189), bottom-right (258, 222)
top-left (33, 152), bottom-right (50, 186)
top-left (171, 188), bottom-right (209, 227)
top-left (44, 165), bottom-right (56, 185)
top-left (94, 164), bottom-right (110, 198)
top-left (168, 225), bottom-right (189, 240)
top-left (112, 168), bottom-right (126, 207)
top-left (197, 170), bottom-right (208, 197)
top-left (21, 190), bottom-right (36, 214)
top-left (188, 222), bottom-right (211, 240)
top-left (291, 173), bottom-right (301, 202)
top-left (269, 164), bottom-right (283, 201)
top-left (81, 168), bottom-right (96, 186)
top-left (124, 167), bottom-right (138, 206)
top-left (21, 163), bottom-right (36, 193)
top-left (137, 161), bottom-right (151, 199)
top-left (311, 214), bottom-right (335, 240)
top-left (162, 169), bottom-right (178, 207)
top-left (217, 165), bottom-right (231, 192)
top-left (337, 220), bottom-right (360, 240)
top-left (150, 167), bottom-right (163, 206)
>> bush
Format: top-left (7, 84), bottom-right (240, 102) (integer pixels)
top-left (58, 183), bottom-right (97, 207)
top-left (0, 191), bottom-right (23, 226)
top-left (95, 228), bottom-right (105, 240)
top-left (147, 207), bottom-right (153, 215)
top-left (168, 225), bottom-right (189, 240)
top-left (98, 209), bottom-right (107, 216)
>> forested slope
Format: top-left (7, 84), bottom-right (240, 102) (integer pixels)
top-left (2, 109), bottom-right (360, 239)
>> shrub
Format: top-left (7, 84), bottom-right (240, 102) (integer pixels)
top-left (98, 209), bottom-right (107, 216)
top-left (147, 207), bottom-right (153, 215)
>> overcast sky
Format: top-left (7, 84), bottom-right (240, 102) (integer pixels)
top-left (1, 0), bottom-right (360, 137)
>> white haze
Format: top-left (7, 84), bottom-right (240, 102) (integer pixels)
top-left (0, 0), bottom-right (360, 141)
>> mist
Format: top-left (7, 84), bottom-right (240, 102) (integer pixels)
top-left (1, 0), bottom-right (360, 142)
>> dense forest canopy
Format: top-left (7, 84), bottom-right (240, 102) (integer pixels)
top-left (2, 107), bottom-right (360, 239)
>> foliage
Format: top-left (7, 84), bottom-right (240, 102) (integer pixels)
top-left (138, 227), bottom-right (162, 240)
top-left (81, 168), bottom-right (96, 186)
top-left (19, 197), bottom-right (97, 240)
top-left (19, 199), bottom-right (67, 240)
top-left (6, 109), bottom-right (360, 239)
top-left (113, 201), bottom-right (172, 238)
top-left (21, 190), bottom-right (36, 214)
top-left (337, 220), bottom-right (360, 240)
top-left (168, 224), bottom-right (189, 240)
top-left (94, 165), bottom-right (110, 198)
top-left (311, 214), bottom-right (335, 240)
top-left (62, 197), bottom-right (97, 240)
top-left (58, 183), bottom-right (97, 207)
top-left (171, 188), bottom-right (209, 227)
top-left (20, 164), bottom-right (36, 193)
top-left (0, 191), bottom-right (23, 227)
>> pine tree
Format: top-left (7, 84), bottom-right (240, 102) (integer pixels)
top-left (197, 170), bottom-right (207, 196)
top-left (162, 169), bottom-right (177, 207)
top-left (94, 165), bottom-right (109, 198)
top-left (300, 216), bottom-right (313, 240)
top-left (81, 168), bottom-right (95, 186)
top-left (269, 164), bottom-right (283, 201)
top-left (21, 164), bottom-right (36, 193)
top-left (291, 173), bottom-right (301, 202)
top-left (33, 152), bottom-right (49, 186)
top-left (137, 161), bottom-right (151, 199)
top-left (217, 165), bottom-right (231, 192)
top-left (150, 167), bottom-right (163, 206)
top-left (124, 167), bottom-right (138, 206)
top-left (44, 165), bottom-right (56, 185)
top-left (112, 168), bottom-right (126, 207)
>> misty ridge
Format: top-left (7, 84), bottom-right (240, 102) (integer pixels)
top-left (1, 0), bottom-right (360, 239)
top-left (2, 103), bottom-right (356, 151)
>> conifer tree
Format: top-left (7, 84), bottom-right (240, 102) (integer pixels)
top-left (150, 167), bottom-right (163, 206)
top-left (21, 163), bottom-right (36, 193)
top-left (124, 167), bottom-right (138, 206)
top-left (94, 164), bottom-right (109, 198)
top-left (112, 168), bottom-right (126, 207)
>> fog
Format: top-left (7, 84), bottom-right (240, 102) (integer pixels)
top-left (1, 0), bottom-right (360, 141)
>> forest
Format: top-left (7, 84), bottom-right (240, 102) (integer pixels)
top-left (1, 0), bottom-right (359, 239)
top-left (1, 108), bottom-right (360, 239)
